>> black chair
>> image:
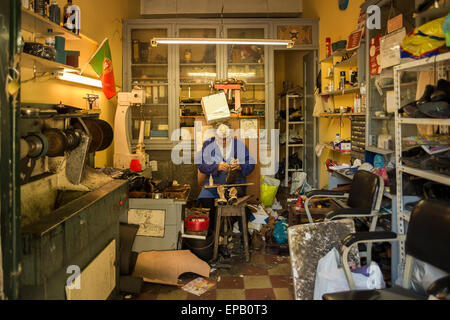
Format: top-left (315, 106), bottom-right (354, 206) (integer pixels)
top-left (304, 170), bottom-right (384, 263)
top-left (323, 200), bottom-right (450, 300)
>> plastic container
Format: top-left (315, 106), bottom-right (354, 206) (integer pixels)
top-left (185, 215), bottom-right (210, 232)
top-left (183, 231), bottom-right (215, 262)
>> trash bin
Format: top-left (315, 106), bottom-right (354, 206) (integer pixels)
top-left (183, 230), bottom-right (215, 262)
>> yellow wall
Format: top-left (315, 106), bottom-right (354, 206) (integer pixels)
top-left (21, 0), bottom-right (141, 167)
top-left (302, 0), bottom-right (365, 188)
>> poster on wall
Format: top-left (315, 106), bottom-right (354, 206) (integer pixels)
top-left (277, 25), bottom-right (313, 45)
top-left (370, 34), bottom-right (382, 76)
top-left (347, 28), bottom-right (364, 51)
top-left (128, 209), bottom-right (166, 238)
top-left (240, 119), bottom-right (258, 140)
top-left (380, 28), bottom-right (406, 70)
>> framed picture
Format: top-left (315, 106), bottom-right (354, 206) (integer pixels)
top-left (277, 25), bottom-right (313, 45)
top-left (128, 209), bottom-right (166, 238)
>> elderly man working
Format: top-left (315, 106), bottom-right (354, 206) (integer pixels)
top-left (195, 121), bottom-right (255, 232)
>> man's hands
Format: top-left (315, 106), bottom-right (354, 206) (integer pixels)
top-left (218, 159), bottom-right (241, 172)
top-left (218, 162), bottom-right (229, 172)
top-left (230, 159), bottom-right (241, 171)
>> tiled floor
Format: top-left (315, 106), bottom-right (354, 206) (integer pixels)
top-left (135, 248), bottom-right (295, 301)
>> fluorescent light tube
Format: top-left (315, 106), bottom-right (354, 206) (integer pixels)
top-left (57, 72), bottom-right (103, 88)
top-left (151, 38), bottom-right (294, 48)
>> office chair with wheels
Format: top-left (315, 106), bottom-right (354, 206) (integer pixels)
top-left (323, 200), bottom-right (450, 300)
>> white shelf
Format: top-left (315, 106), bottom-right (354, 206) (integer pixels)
top-left (398, 118), bottom-right (450, 126)
top-left (366, 146), bottom-right (394, 155)
top-left (21, 53), bottom-right (79, 72)
top-left (399, 165), bottom-right (450, 187)
top-left (288, 144), bottom-right (304, 147)
top-left (395, 51), bottom-right (450, 72)
top-left (21, 7), bottom-right (82, 41)
top-left (320, 87), bottom-right (360, 96)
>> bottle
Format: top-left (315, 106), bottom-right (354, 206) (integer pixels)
top-left (63, 0), bottom-right (72, 24)
top-left (34, 0), bottom-right (45, 16)
top-left (22, 0), bottom-right (30, 9)
top-left (49, 1), bottom-right (61, 25)
top-left (44, 0), bottom-right (50, 17)
top-left (45, 29), bottom-right (55, 47)
top-left (333, 134), bottom-right (341, 149)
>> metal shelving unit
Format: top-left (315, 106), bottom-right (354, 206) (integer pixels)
top-left (394, 51), bottom-right (450, 283)
top-left (279, 94), bottom-right (305, 187)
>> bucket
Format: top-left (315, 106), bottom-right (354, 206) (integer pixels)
top-left (183, 231), bottom-right (215, 262)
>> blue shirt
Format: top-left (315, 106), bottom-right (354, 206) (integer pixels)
top-left (196, 138), bottom-right (255, 199)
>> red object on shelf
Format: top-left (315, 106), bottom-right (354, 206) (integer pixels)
top-left (325, 37), bottom-right (331, 58)
top-left (130, 159), bottom-right (142, 172)
top-left (185, 215), bottom-right (210, 232)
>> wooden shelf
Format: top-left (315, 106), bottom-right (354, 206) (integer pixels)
top-left (21, 7), bottom-right (82, 41)
top-left (325, 144), bottom-right (351, 155)
top-left (320, 87), bottom-right (360, 96)
top-left (21, 53), bottom-right (79, 72)
top-left (334, 54), bottom-right (358, 68)
top-left (320, 112), bottom-right (365, 118)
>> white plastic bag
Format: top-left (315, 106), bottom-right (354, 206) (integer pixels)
top-left (411, 260), bottom-right (448, 296)
top-left (313, 248), bottom-right (386, 300)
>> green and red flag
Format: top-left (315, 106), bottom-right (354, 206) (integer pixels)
top-left (86, 38), bottom-right (116, 99)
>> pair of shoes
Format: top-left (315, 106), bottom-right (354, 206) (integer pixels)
top-left (399, 79), bottom-right (450, 118)
top-left (217, 186), bottom-right (238, 205)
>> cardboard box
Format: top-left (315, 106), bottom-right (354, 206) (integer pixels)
top-left (201, 92), bottom-right (230, 124)
top-left (340, 143), bottom-right (351, 152)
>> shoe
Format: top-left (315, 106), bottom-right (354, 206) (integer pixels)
top-left (227, 187), bottom-right (238, 205)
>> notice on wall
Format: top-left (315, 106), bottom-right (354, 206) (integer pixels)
top-left (380, 28), bottom-right (406, 70)
top-left (370, 34), bottom-right (382, 76)
top-left (388, 14), bottom-right (403, 34)
top-left (128, 209), bottom-right (166, 238)
top-left (240, 119), bottom-right (258, 140)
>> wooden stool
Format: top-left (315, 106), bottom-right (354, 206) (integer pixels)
top-left (213, 199), bottom-right (250, 262)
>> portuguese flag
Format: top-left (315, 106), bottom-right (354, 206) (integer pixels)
top-left (87, 39), bottom-right (116, 99)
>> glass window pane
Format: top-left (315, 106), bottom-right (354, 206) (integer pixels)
top-left (131, 28), bottom-right (169, 141)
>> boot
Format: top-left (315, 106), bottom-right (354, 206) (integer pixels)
top-left (217, 186), bottom-right (228, 206)
top-left (228, 187), bottom-right (238, 205)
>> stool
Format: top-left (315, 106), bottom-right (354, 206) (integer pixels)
top-left (213, 201), bottom-right (250, 262)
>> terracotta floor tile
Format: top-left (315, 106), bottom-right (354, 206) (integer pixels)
top-left (250, 253), bottom-right (266, 265)
top-left (187, 289), bottom-right (217, 300)
top-left (136, 290), bottom-right (158, 300)
top-left (216, 289), bottom-right (246, 300)
top-left (243, 276), bottom-right (272, 289)
top-left (156, 288), bottom-right (188, 300)
top-left (244, 288), bottom-right (276, 300)
top-left (242, 264), bottom-right (269, 276)
top-left (268, 263), bottom-right (292, 276)
top-left (217, 276), bottom-right (245, 289)
top-left (273, 288), bottom-right (294, 300)
top-left (269, 275), bottom-right (292, 288)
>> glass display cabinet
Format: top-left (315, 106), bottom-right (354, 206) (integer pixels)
top-left (126, 26), bottom-right (173, 147)
top-left (178, 28), bottom-right (218, 135)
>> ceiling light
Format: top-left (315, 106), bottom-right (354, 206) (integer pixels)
top-left (57, 72), bottom-right (103, 88)
top-left (151, 38), bottom-right (294, 48)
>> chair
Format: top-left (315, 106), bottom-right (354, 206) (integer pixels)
top-left (304, 170), bottom-right (385, 264)
top-left (323, 200), bottom-right (450, 300)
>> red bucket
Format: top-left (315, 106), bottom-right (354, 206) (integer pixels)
top-left (185, 215), bottom-right (210, 232)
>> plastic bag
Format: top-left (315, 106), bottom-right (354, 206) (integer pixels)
top-left (401, 16), bottom-right (446, 59)
top-left (411, 260), bottom-right (448, 296)
top-left (273, 220), bottom-right (289, 245)
top-left (313, 248), bottom-right (386, 300)
top-left (260, 176), bottom-right (280, 208)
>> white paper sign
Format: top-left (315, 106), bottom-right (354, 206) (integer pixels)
top-left (128, 209), bottom-right (166, 238)
top-left (386, 91), bottom-right (396, 113)
top-left (380, 28), bottom-right (406, 70)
